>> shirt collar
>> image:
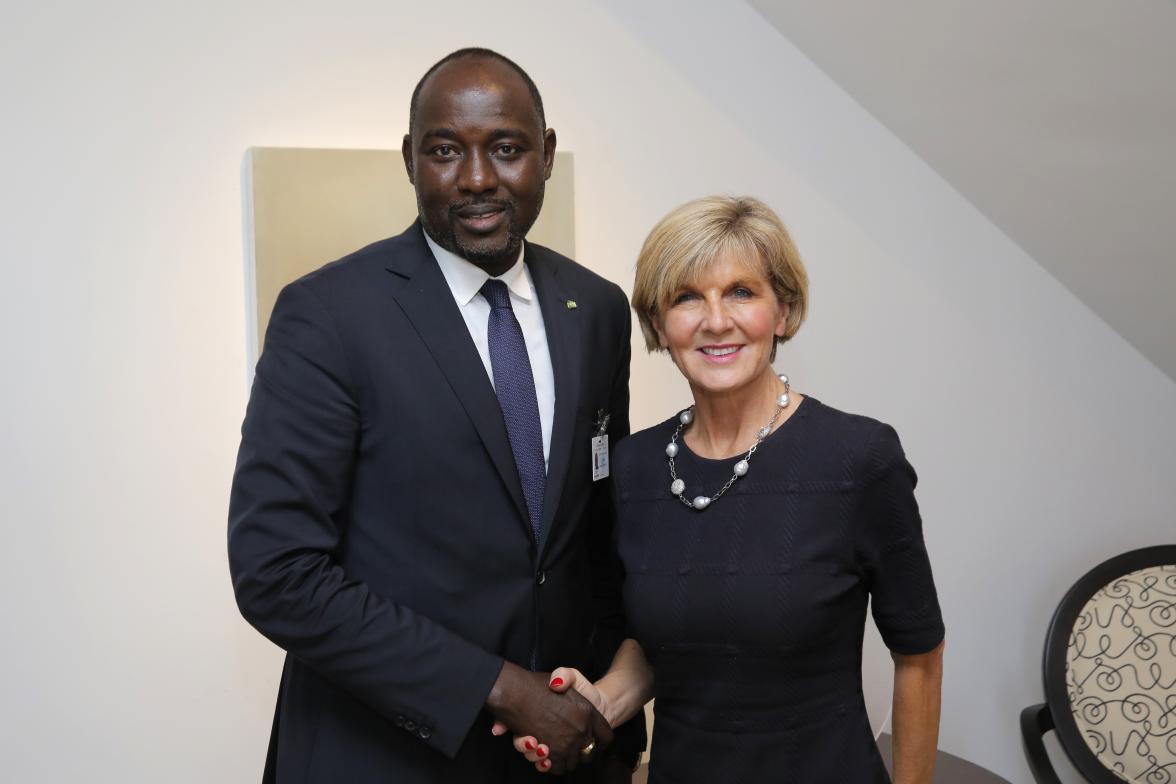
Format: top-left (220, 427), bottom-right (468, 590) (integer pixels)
top-left (423, 228), bottom-right (532, 307)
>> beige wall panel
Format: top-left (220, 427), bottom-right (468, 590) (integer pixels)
top-left (248, 147), bottom-right (575, 354)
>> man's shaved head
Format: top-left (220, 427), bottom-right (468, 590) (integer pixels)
top-left (409, 47), bottom-right (546, 138)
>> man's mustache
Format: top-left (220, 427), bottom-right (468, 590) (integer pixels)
top-left (450, 198), bottom-right (514, 217)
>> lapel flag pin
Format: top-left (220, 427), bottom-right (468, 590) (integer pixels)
top-left (566, 300), bottom-right (578, 309)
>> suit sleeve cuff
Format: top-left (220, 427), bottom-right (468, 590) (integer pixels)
top-left (428, 654), bottom-right (505, 759)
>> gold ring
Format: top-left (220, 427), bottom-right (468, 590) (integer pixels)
top-left (580, 739), bottom-right (596, 758)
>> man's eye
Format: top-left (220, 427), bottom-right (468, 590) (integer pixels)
top-left (496, 144), bottom-right (519, 156)
top-left (431, 145), bottom-right (458, 158)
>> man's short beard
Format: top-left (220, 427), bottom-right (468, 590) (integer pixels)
top-left (417, 184), bottom-right (545, 268)
top-left (453, 220), bottom-right (525, 264)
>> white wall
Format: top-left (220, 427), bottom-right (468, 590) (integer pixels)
top-left (2, 1), bottom-right (1173, 781)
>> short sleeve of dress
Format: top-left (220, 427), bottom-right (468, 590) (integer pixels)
top-left (855, 425), bottom-right (945, 655)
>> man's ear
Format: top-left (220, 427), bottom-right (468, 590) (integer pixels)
top-left (542, 128), bottom-right (557, 180)
top-left (402, 134), bottom-right (415, 184)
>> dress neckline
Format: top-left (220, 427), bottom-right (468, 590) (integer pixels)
top-left (677, 395), bottom-right (814, 465)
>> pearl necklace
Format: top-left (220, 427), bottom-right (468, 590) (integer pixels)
top-left (666, 374), bottom-right (790, 511)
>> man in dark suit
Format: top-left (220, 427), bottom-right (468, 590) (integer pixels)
top-left (228, 48), bottom-right (639, 782)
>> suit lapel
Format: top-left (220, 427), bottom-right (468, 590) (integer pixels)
top-left (528, 246), bottom-right (581, 558)
top-left (384, 223), bottom-right (530, 530)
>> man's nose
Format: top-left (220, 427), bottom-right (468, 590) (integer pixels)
top-left (457, 149), bottom-right (498, 194)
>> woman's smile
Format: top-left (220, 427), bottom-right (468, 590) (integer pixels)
top-left (698, 344), bottom-right (743, 362)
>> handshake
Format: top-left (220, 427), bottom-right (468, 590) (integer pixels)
top-left (486, 660), bottom-right (617, 775)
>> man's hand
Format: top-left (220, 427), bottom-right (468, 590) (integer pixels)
top-left (485, 661), bottom-right (614, 774)
top-left (494, 667), bottom-right (630, 779)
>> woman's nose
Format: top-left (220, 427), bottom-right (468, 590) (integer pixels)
top-left (701, 297), bottom-right (732, 333)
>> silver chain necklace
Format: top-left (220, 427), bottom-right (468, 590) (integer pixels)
top-left (666, 374), bottom-right (790, 511)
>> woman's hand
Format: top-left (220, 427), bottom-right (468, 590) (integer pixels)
top-left (547, 666), bottom-right (609, 717)
top-left (492, 668), bottom-right (606, 773)
top-left (492, 640), bottom-right (653, 774)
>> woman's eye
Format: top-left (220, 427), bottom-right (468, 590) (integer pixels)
top-left (731, 287), bottom-right (753, 299)
top-left (672, 291), bottom-right (698, 305)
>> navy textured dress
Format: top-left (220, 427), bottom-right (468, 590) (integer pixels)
top-left (613, 397), bottom-right (944, 783)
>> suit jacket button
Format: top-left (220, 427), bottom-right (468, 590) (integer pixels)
top-left (418, 726), bottom-right (432, 740)
top-left (404, 720), bottom-right (416, 731)
top-left (394, 715), bottom-right (405, 727)
top-left (536, 569), bottom-right (546, 585)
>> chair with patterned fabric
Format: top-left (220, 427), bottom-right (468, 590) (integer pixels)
top-left (1022, 545), bottom-right (1176, 783)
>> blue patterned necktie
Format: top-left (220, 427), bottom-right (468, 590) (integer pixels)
top-left (480, 278), bottom-right (545, 541)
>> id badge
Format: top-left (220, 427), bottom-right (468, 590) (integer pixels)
top-left (591, 409), bottom-right (611, 481)
top-left (591, 435), bottom-right (610, 481)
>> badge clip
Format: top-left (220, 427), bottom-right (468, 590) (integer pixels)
top-left (593, 409), bottom-right (610, 437)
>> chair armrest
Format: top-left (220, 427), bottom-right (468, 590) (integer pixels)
top-left (1020, 703), bottom-right (1062, 784)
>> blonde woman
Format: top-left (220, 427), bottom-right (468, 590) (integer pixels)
top-left (507, 196), bottom-right (944, 783)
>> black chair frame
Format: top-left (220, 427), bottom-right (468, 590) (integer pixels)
top-left (1021, 544), bottom-right (1176, 783)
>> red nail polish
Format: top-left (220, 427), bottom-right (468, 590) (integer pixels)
top-left (525, 740), bottom-right (535, 751)
top-left (536, 747), bottom-right (547, 758)
top-left (550, 677), bottom-right (564, 688)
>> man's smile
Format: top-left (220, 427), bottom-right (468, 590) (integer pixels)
top-left (453, 203), bottom-right (511, 234)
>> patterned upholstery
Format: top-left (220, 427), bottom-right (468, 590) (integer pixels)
top-left (1066, 564), bottom-right (1176, 782)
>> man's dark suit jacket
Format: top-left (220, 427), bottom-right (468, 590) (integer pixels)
top-left (228, 221), bottom-right (636, 783)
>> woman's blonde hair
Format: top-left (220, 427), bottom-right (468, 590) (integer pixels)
top-left (632, 196), bottom-right (809, 353)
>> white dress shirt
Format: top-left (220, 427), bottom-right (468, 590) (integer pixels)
top-left (424, 230), bottom-right (555, 469)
